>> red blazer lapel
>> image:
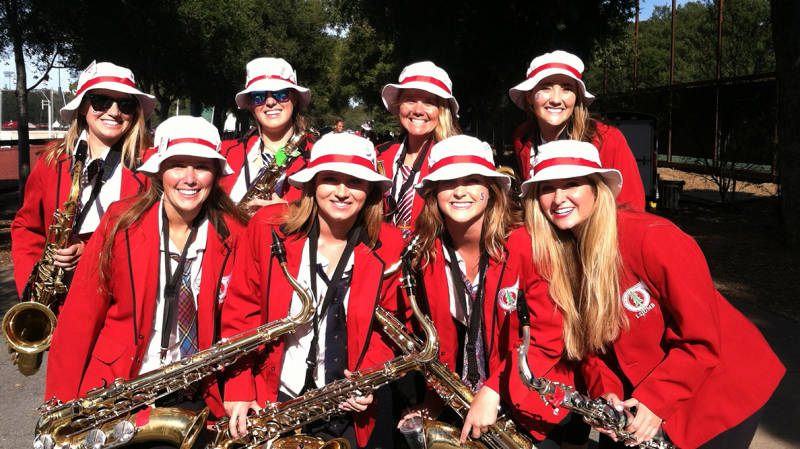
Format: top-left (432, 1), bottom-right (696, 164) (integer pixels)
top-left (125, 204), bottom-right (160, 372)
top-left (347, 243), bottom-right (384, 370)
top-left (121, 168), bottom-right (148, 196)
top-left (196, 221), bottom-right (231, 349)
top-left (266, 231), bottom-right (305, 324)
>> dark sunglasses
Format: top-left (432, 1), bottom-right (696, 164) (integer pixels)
top-left (249, 89), bottom-right (292, 105)
top-left (86, 94), bottom-right (139, 115)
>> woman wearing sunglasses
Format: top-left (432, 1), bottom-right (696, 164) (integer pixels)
top-left (220, 57), bottom-right (314, 209)
top-left (508, 50), bottom-right (645, 211)
top-left (11, 61), bottom-right (153, 296)
top-left (221, 133), bottom-right (404, 448)
top-left (518, 140), bottom-right (783, 449)
top-left (46, 116), bottom-right (249, 448)
top-left (376, 61), bottom-right (461, 239)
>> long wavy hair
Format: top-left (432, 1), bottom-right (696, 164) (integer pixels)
top-left (522, 174), bottom-right (626, 360)
top-left (98, 166), bottom-right (249, 288)
top-left (391, 94), bottom-right (462, 143)
top-left (412, 176), bottom-right (520, 270)
top-left (44, 96), bottom-right (151, 169)
top-left (282, 178), bottom-right (385, 247)
top-left (525, 86), bottom-right (598, 145)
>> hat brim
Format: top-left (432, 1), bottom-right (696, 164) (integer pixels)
top-left (60, 83), bottom-right (156, 122)
top-left (519, 166), bottom-right (621, 198)
top-left (138, 146), bottom-right (234, 177)
top-left (381, 82), bottom-right (459, 115)
top-left (235, 79), bottom-right (311, 109)
top-left (508, 69), bottom-right (594, 111)
top-left (415, 165), bottom-right (511, 193)
top-left (288, 162), bottom-right (392, 192)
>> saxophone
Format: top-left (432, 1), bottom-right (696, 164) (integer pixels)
top-left (515, 296), bottom-right (676, 449)
top-left (32, 229), bottom-right (316, 449)
top-left (2, 141), bottom-right (88, 376)
top-left (208, 237), bottom-right (439, 449)
top-left (238, 128), bottom-right (319, 212)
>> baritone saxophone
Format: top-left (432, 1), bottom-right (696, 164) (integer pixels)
top-left (2, 141), bottom-right (88, 376)
top-left (33, 229), bottom-right (316, 449)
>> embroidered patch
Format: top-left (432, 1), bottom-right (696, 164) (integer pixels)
top-left (497, 279), bottom-right (520, 312)
top-left (622, 281), bottom-right (655, 318)
top-left (218, 274), bottom-right (232, 304)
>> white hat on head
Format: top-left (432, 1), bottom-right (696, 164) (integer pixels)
top-left (60, 61), bottom-right (156, 122)
top-left (415, 135), bottom-right (510, 192)
top-left (508, 50), bottom-right (594, 111)
top-left (381, 61), bottom-right (459, 115)
top-left (519, 140), bottom-right (622, 198)
top-left (234, 57), bottom-right (311, 109)
top-left (138, 116), bottom-right (233, 176)
top-left (288, 133), bottom-right (391, 191)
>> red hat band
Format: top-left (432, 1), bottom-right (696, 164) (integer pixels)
top-left (430, 155), bottom-right (495, 174)
top-left (307, 154), bottom-right (376, 172)
top-left (400, 75), bottom-right (452, 95)
top-left (534, 157), bottom-right (600, 174)
top-left (167, 137), bottom-right (218, 151)
top-left (76, 76), bottom-right (138, 97)
top-left (246, 74), bottom-right (297, 88)
top-left (527, 63), bottom-right (582, 80)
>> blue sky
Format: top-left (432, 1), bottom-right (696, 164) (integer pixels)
top-left (638, 0), bottom-right (694, 20)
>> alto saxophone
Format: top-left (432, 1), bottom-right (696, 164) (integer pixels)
top-left (2, 141), bottom-right (88, 376)
top-left (33, 229), bottom-right (316, 449)
top-left (208, 237), bottom-right (439, 449)
top-left (515, 296), bottom-right (676, 449)
top-left (238, 128), bottom-right (319, 212)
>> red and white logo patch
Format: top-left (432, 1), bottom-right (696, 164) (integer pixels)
top-left (497, 278), bottom-right (520, 313)
top-left (218, 274), bottom-right (232, 304)
top-left (622, 281), bottom-right (655, 318)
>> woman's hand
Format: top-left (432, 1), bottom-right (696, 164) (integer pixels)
top-left (338, 370), bottom-right (373, 413)
top-left (223, 400), bottom-right (261, 439)
top-left (397, 393), bottom-right (444, 429)
top-left (53, 241), bottom-right (85, 271)
top-left (595, 393), bottom-right (663, 446)
top-left (460, 386), bottom-right (500, 443)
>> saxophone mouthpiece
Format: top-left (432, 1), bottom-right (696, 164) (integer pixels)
top-left (271, 229), bottom-right (287, 265)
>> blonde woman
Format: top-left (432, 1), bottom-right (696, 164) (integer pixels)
top-left (376, 61), bottom-right (462, 238)
top-left (11, 61), bottom-right (153, 296)
top-left (519, 139), bottom-right (783, 448)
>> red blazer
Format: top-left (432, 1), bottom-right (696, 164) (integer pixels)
top-left (581, 210), bottom-right (784, 448)
top-left (11, 150), bottom-right (149, 295)
top-left (45, 197), bottom-right (245, 419)
top-left (219, 131), bottom-right (314, 204)
top-left (504, 228), bottom-right (575, 439)
top-left (220, 204), bottom-right (404, 447)
top-left (375, 136), bottom-right (434, 226)
top-left (512, 121), bottom-right (645, 211)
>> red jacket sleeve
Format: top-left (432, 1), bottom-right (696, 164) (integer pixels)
top-left (512, 121), bottom-right (535, 180)
top-left (581, 352), bottom-right (625, 400)
top-left (594, 124), bottom-right (646, 211)
top-left (10, 156), bottom-right (52, 295)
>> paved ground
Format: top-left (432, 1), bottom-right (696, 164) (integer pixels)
top-left (0, 266), bottom-right (797, 449)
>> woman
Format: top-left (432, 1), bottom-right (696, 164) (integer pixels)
top-left (220, 57), bottom-right (314, 208)
top-left (11, 61), bottom-right (153, 295)
top-left (401, 135), bottom-right (574, 447)
top-left (509, 50), bottom-right (645, 211)
top-left (45, 116), bottom-right (248, 447)
top-left (221, 133), bottom-right (405, 448)
top-left (519, 139), bottom-right (784, 448)
top-left (376, 61), bottom-right (462, 238)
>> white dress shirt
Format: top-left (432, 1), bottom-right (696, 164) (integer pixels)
top-left (75, 130), bottom-right (123, 235)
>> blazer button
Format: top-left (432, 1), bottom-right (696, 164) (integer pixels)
top-left (138, 334), bottom-right (144, 340)
top-left (270, 366), bottom-right (276, 372)
top-left (440, 351), bottom-right (446, 357)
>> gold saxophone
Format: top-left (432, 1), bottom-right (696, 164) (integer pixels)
top-left (2, 141), bottom-right (89, 376)
top-left (33, 229), bottom-right (316, 449)
top-left (238, 128), bottom-right (319, 212)
top-left (208, 237), bottom-right (439, 449)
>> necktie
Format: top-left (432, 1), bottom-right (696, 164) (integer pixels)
top-left (459, 270), bottom-right (487, 391)
top-left (321, 265), bottom-right (351, 384)
top-left (394, 165), bottom-right (414, 239)
top-left (172, 254), bottom-right (199, 357)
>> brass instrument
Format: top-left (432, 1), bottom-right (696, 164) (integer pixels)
top-left (516, 300), bottom-right (676, 449)
top-left (2, 141), bottom-right (88, 376)
top-left (209, 237), bottom-right (439, 449)
top-left (238, 128), bottom-right (319, 211)
top-left (33, 230), bottom-right (315, 449)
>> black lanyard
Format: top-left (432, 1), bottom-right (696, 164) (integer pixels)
top-left (73, 143), bottom-right (122, 234)
top-left (159, 204), bottom-right (201, 359)
top-left (302, 219), bottom-right (363, 387)
top-left (387, 135), bottom-right (433, 215)
top-left (242, 130), bottom-right (295, 187)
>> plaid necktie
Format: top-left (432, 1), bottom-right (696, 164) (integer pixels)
top-left (394, 165), bottom-right (414, 239)
top-left (171, 254), bottom-right (198, 357)
top-left (78, 158), bottom-right (103, 212)
top-left (459, 271), bottom-right (487, 392)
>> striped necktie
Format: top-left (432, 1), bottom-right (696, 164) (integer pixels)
top-left (394, 165), bottom-right (414, 239)
top-left (171, 254), bottom-right (198, 357)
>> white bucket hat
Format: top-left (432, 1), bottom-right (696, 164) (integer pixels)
top-left (60, 61), bottom-right (156, 122)
top-left (288, 133), bottom-right (391, 191)
top-left (138, 116), bottom-right (233, 176)
top-left (381, 61), bottom-right (459, 115)
top-left (519, 140), bottom-right (621, 198)
top-left (508, 50), bottom-right (595, 111)
top-left (415, 135), bottom-right (510, 192)
top-left (234, 57), bottom-right (311, 109)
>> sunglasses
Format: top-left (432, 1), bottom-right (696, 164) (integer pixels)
top-left (86, 94), bottom-right (139, 115)
top-left (249, 89), bottom-right (292, 105)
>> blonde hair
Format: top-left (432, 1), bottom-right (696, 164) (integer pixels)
top-left (282, 180), bottom-right (385, 246)
top-left (523, 174), bottom-right (626, 360)
top-left (45, 97), bottom-right (151, 169)
top-left (413, 177), bottom-right (519, 270)
top-left (526, 87), bottom-right (597, 144)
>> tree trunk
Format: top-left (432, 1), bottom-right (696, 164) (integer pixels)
top-left (7, 0), bottom-right (31, 204)
top-left (771, 0), bottom-right (800, 246)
